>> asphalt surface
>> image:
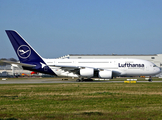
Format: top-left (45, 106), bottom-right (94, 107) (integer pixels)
top-left (0, 78), bottom-right (162, 84)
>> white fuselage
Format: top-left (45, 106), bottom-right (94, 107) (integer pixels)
top-left (44, 58), bottom-right (161, 78)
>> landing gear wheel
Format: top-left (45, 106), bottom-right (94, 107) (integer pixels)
top-left (148, 76), bottom-right (152, 82)
top-left (148, 78), bottom-right (152, 82)
top-left (76, 79), bottom-right (80, 82)
top-left (81, 78), bottom-right (84, 82)
top-left (76, 78), bottom-right (84, 82)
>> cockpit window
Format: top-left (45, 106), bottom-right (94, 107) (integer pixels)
top-left (153, 64), bottom-right (157, 67)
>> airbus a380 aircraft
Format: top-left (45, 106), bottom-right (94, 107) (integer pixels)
top-left (3, 30), bottom-right (161, 81)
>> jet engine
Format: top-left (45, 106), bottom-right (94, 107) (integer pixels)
top-left (80, 68), bottom-right (94, 77)
top-left (98, 70), bottom-right (112, 79)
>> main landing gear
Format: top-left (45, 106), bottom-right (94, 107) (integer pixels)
top-left (76, 78), bottom-right (93, 82)
top-left (76, 78), bottom-right (84, 82)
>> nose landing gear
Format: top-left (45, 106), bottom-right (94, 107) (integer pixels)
top-left (148, 76), bottom-right (152, 82)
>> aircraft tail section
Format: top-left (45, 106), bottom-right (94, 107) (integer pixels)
top-left (5, 30), bottom-right (56, 75)
top-left (5, 30), bottom-right (43, 63)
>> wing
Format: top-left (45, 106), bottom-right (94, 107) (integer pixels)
top-left (50, 65), bottom-right (121, 77)
top-left (50, 65), bottom-right (81, 74)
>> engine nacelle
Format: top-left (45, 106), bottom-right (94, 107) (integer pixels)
top-left (80, 68), bottom-right (94, 77)
top-left (99, 70), bottom-right (112, 79)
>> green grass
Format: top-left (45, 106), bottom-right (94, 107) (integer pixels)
top-left (0, 82), bottom-right (162, 119)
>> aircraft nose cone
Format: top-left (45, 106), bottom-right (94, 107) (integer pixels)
top-left (155, 67), bottom-right (161, 74)
top-left (159, 67), bottom-right (161, 73)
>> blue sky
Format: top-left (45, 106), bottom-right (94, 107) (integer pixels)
top-left (0, 0), bottom-right (162, 59)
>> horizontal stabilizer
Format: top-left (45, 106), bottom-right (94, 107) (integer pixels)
top-left (0, 60), bottom-right (36, 68)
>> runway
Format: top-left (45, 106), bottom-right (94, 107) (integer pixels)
top-left (0, 78), bottom-right (115, 84)
top-left (0, 78), bottom-right (162, 84)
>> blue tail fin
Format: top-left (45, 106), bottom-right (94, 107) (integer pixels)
top-left (5, 30), bottom-right (44, 63)
top-left (5, 30), bottom-right (56, 75)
